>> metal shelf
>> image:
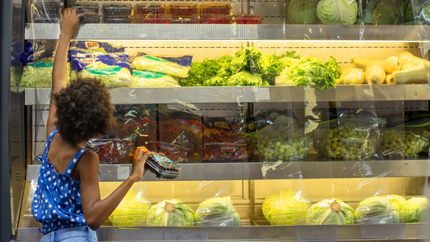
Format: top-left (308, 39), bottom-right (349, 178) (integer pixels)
top-left (17, 223), bottom-right (428, 241)
top-left (24, 23), bottom-right (430, 41)
top-left (24, 85), bottom-right (430, 105)
top-left (27, 160), bottom-right (430, 182)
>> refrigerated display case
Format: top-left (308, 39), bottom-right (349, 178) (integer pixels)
top-left (15, 0), bottom-right (430, 241)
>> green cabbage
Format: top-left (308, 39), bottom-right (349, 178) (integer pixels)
top-left (287, 0), bottom-right (319, 24)
top-left (355, 196), bottom-right (400, 224)
top-left (317, 0), bottom-right (358, 25)
top-left (195, 197), bottom-right (241, 226)
top-left (262, 189), bottom-right (310, 225)
top-left (306, 198), bottom-right (355, 225)
top-left (387, 195), bottom-right (407, 211)
top-left (133, 56), bottom-right (190, 78)
top-left (372, 0), bottom-right (398, 25)
top-left (108, 190), bottom-right (151, 226)
top-left (399, 197), bottom-right (429, 223)
top-left (146, 199), bottom-right (195, 226)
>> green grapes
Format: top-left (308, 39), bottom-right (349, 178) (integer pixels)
top-left (256, 134), bottom-right (313, 161)
top-left (382, 128), bottom-right (428, 158)
top-left (314, 124), bottom-right (378, 160)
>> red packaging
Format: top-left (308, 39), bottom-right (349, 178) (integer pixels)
top-left (169, 3), bottom-right (198, 17)
top-left (87, 136), bottom-right (136, 164)
top-left (143, 14), bottom-right (172, 24)
top-left (200, 14), bottom-right (231, 24)
top-left (199, 3), bottom-right (231, 15)
top-left (171, 15), bottom-right (199, 24)
top-left (135, 2), bottom-right (166, 15)
top-left (232, 14), bottom-right (262, 24)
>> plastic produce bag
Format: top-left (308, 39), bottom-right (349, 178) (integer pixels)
top-left (146, 199), bottom-right (195, 226)
top-left (132, 53), bottom-right (192, 78)
top-left (306, 198), bottom-right (355, 225)
top-left (20, 40), bottom-right (72, 87)
top-left (70, 41), bottom-right (133, 87)
top-left (251, 111), bottom-right (313, 162)
top-left (132, 70), bottom-right (180, 87)
top-left (202, 117), bottom-right (249, 162)
top-left (195, 197), bottom-right (241, 226)
top-left (355, 196), bottom-right (400, 224)
top-left (108, 190), bottom-right (151, 226)
top-left (312, 113), bottom-right (385, 160)
top-left (262, 189), bottom-right (310, 225)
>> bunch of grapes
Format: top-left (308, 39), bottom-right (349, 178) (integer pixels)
top-left (382, 128), bottom-right (428, 158)
top-left (256, 134), bottom-right (313, 161)
top-left (314, 124), bottom-right (378, 160)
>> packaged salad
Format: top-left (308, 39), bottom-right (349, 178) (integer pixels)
top-left (132, 53), bottom-right (192, 78)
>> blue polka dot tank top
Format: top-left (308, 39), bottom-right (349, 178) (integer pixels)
top-left (32, 129), bottom-right (89, 234)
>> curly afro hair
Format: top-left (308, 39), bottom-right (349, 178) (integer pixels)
top-left (53, 78), bottom-right (116, 145)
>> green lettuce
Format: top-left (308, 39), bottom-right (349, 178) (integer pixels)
top-left (287, 0), bottom-right (319, 24)
top-left (195, 197), bottom-right (241, 226)
top-left (146, 199), bottom-right (195, 226)
top-left (275, 56), bottom-right (340, 90)
top-left (387, 195), bottom-right (407, 211)
top-left (262, 189), bottom-right (310, 225)
top-left (399, 197), bottom-right (429, 223)
top-left (306, 198), bottom-right (355, 225)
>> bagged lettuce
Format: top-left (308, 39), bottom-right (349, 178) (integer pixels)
top-left (71, 41), bottom-right (133, 87)
top-left (108, 190), bottom-right (151, 226)
top-left (399, 197), bottom-right (429, 223)
top-left (146, 199), bottom-right (195, 226)
top-left (262, 189), bottom-right (310, 225)
top-left (20, 40), bottom-right (72, 88)
top-left (132, 53), bottom-right (192, 78)
top-left (355, 196), bottom-right (400, 224)
top-left (132, 70), bottom-right (180, 87)
top-left (387, 195), bottom-right (407, 211)
top-left (306, 198), bottom-right (355, 225)
top-left (195, 197), bottom-right (241, 226)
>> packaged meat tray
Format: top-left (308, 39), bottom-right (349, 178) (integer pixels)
top-left (72, 2), bottom-right (100, 23)
top-left (200, 14), bottom-right (231, 24)
top-left (232, 14), bottom-right (262, 24)
top-left (33, 2), bottom-right (63, 18)
top-left (102, 3), bottom-right (132, 16)
top-left (199, 3), bottom-right (231, 15)
top-left (171, 15), bottom-right (199, 24)
top-left (169, 3), bottom-right (198, 17)
top-left (139, 14), bottom-right (172, 24)
top-left (135, 2), bottom-right (166, 15)
top-left (103, 17), bottom-right (131, 23)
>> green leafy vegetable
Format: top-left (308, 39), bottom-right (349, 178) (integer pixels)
top-left (372, 0), bottom-right (399, 25)
top-left (146, 199), bottom-right (195, 226)
top-left (399, 197), bottom-right (429, 223)
top-left (21, 62), bottom-right (71, 88)
top-left (275, 56), bottom-right (340, 90)
top-left (306, 198), bottom-right (355, 225)
top-left (355, 196), bottom-right (400, 224)
top-left (287, 0), bottom-right (319, 24)
top-left (195, 197), bottom-right (241, 226)
top-left (317, 0), bottom-right (358, 25)
top-left (387, 195), bottom-right (407, 211)
top-left (262, 189), bottom-right (310, 225)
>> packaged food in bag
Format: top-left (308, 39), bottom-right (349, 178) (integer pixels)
top-left (132, 53), bottom-right (192, 78)
top-left (355, 196), bottom-right (400, 224)
top-left (146, 199), bottom-right (195, 226)
top-left (195, 197), bottom-right (241, 226)
top-left (108, 190), bottom-right (151, 226)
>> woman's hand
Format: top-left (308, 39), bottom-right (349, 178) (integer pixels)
top-left (59, 8), bottom-right (83, 40)
top-left (129, 147), bottom-right (153, 182)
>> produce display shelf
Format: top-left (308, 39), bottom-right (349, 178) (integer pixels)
top-left (27, 160), bottom-right (430, 182)
top-left (24, 85), bottom-right (430, 105)
top-left (17, 223), bottom-right (428, 242)
top-left (24, 23), bottom-right (430, 41)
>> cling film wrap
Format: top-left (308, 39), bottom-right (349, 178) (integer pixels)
top-left (132, 71), bottom-right (180, 87)
top-left (86, 132), bottom-right (137, 164)
top-left (146, 199), bottom-right (196, 226)
top-left (132, 53), bottom-right (192, 78)
top-left (70, 41), bottom-right (133, 87)
top-left (108, 189), bottom-right (152, 226)
top-left (202, 117), bottom-right (249, 162)
top-left (194, 196), bottom-right (241, 226)
top-left (20, 40), bottom-right (71, 88)
top-left (312, 114), bottom-right (386, 160)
